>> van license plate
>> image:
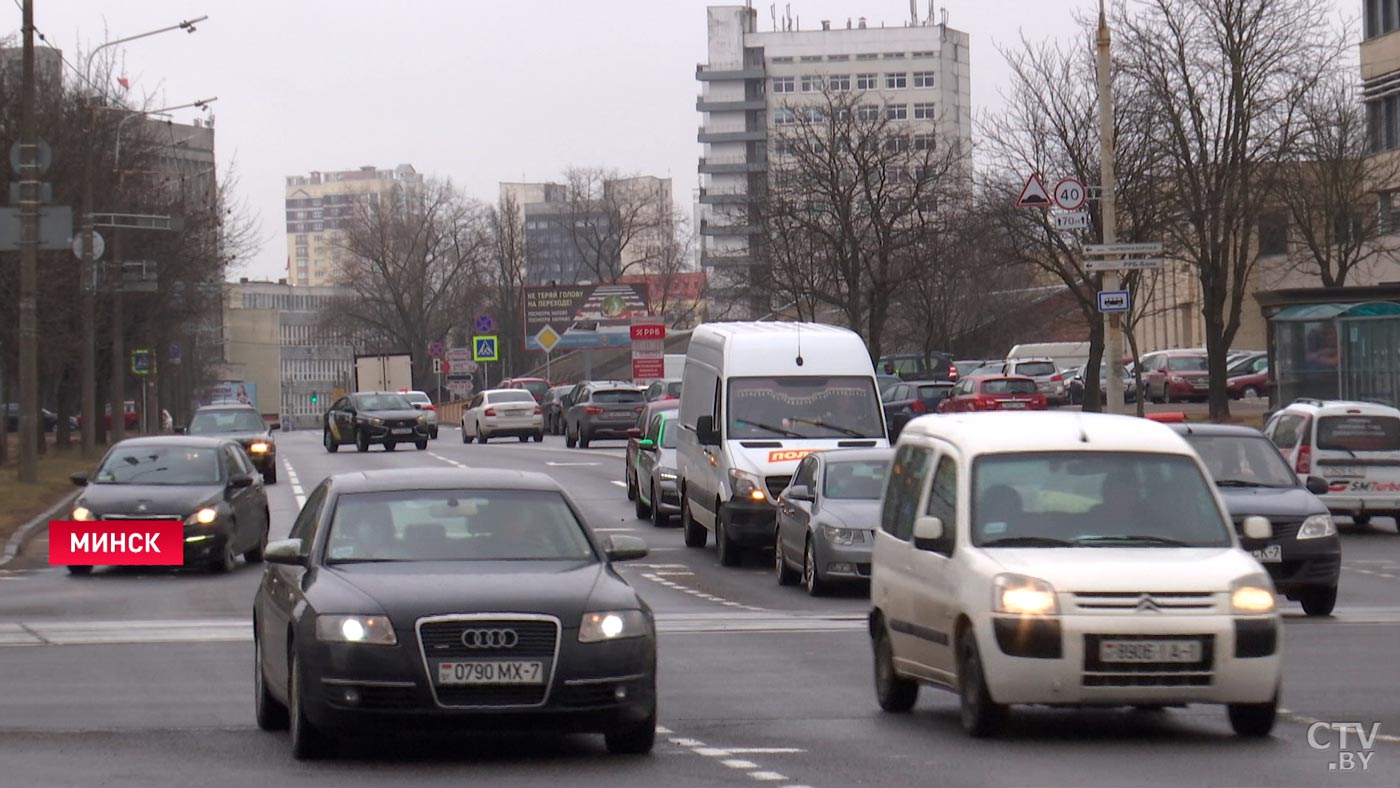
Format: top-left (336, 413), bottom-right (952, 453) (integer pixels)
top-left (1099, 639), bottom-right (1201, 663)
top-left (1251, 544), bottom-right (1282, 563)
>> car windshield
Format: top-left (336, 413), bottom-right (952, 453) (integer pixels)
top-left (188, 410), bottom-right (264, 434)
top-left (593, 389), bottom-right (644, 404)
top-left (954, 361), bottom-right (986, 377)
top-left (1226, 356), bottom-right (1260, 375)
top-left (402, 392), bottom-right (430, 405)
top-left (823, 460), bottom-right (888, 499)
top-left (1168, 356), bottom-right (1208, 372)
top-left (1014, 361), bottom-right (1057, 377)
top-left (326, 489), bottom-right (596, 563)
top-left (728, 376), bottom-right (884, 439)
top-left (93, 445), bottom-right (222, 485)
top-left (488, 391), bottom-right (536, 404)
top-left (981, 379), bottom-right (1037, 395)
top-left (1184, 434), bottom-right (1298, 488)
top-left (520, 381), bottom-right (550, 400)
top-left (1317, 415), bottom-right (1400, 452)
top-left (352, 394), bottom-right (412, 411)
top-left (972, 451), bottom-right (1231, 548)
top-left (666, 381), bottom-right (682, 398)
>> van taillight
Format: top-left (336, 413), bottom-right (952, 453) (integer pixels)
top-left (1296, 444), bottom-right (1311, 474)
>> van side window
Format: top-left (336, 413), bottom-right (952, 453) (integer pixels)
top-left (923, 455), bottom-right (958, 554)
top-left (881, 444), bottom-right (933, 540)
top-left (1270, 414), bottom-right (1305, 449)
top-left (679, 362), bottom-right (706, 427)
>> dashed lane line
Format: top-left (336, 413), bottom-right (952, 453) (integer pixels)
top-left (670, 735), bottom-right (809, 787)
top-left (639, 571), bottom-right (766, 613)
top-left (427, 452), bottom-right (466, 468)
top-left (609, 480), bottom-right (628, 488)
top-left (283, 460), bottom-right (306, 508)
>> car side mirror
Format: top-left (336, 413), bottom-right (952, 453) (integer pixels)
top-left (1241, 515), bottom-right (1271, 545)
top-left (604, 534), bottom-right (649, 562)
top-left (912, 515), bottom-right (945, 550)
top-left (263, 538), bottom-right (305, 566)
top-left (269, 422), bottom-right (282, 431)
top-left (69, 471), bottom-right (89, 487)
top-left (696, 415), bottom-right (720, 446)
top-left (1305, 476), bottom-right (1329, 496)
top-left (627, 428), bottom-right (643, 439)
top-left (173, 426), bottom-right (187, 434)
top-left (638, 438), bottom-right (656, 451)
top-left (785, 484), bottom-right (813, 502)
top-left (230, 474), bottom-right (257, 489)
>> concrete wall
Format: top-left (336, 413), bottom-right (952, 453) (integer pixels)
top-left (219, 308), bottom-right (281, 417)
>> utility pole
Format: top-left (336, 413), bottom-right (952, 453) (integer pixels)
top-left (17, 0), bottom-right (39, 482)
top-left (1096, 0), bottom-right (1125, 416)
top-left (109, 231), bottom-right (126, 444)
top-left (80, 105), bottom-right (97, 457)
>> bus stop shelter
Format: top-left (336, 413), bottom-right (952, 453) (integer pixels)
top-left (1270, 301), bottom-right (1400, 406)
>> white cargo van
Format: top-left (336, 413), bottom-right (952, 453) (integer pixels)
top-left (676, 323), bottom-right (890, 566)
top-left (1006, 342), bottom-right (1090, 373)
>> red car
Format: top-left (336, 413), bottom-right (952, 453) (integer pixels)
top-left (1143, 352), bottom-right (1210, 403)
top-left (938, 375), bottom-right (1048, 412)
top-left (76, 400), bottom-right (139, 430)
top-left (1226, 355), bottom-right (1270, 399)
top-left (502, 377), bottom-right (552, 402)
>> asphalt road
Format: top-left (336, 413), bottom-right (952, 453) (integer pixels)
top-left (2, 427), bottom-right (1399, 787)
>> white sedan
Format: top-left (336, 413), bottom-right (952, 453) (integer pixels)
top-left (461, 389), bottom-right (544, 444)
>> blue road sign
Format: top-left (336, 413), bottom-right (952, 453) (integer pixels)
top-left (168, 342), bottom-right (182, 365)
top-left (1097, 290), bottom-right (1131, 313)
top-left (472, 335), bottom-right (499, 362)
top-left (474, 314), bottom-right (495, 334)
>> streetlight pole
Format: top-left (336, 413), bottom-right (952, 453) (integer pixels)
top-left (16, 0), bottom-right (38, 482)
top-left (1097, 0), bottom-right (1125, 415)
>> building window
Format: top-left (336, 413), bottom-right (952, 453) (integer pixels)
top-left (883, 135), bottom-right (911, 153)
top-left (856, 53), bottom-right (879, 60)
top-left (1379, 191), bottom-right (1396, 235)
top-left (913, 71), bottom-right (936, 88)
top-left (827, 54), bottom-right (849, 61)
top-left (913, 133), bottom-right (934, 150)
top-left (1368, 94), bottom-right (1400, 153)
top-left (799, 55), bottom-right (822, 63)
top-left (801, 74), bottom-right (822, 92)
top-left (886, 104), bottom-right (908, 121)
top-left (857, 104), bottom-right (880, 121)
top-left (773, 139), bottom-right (793, 156)
top-left (800, 106), bottom-right (825, 123)
top-left (774, 108), bottom-right (796, 125)
top-left (912, 50), bottom-right (936, 58)
top-left (829, 74), bottom-right (850, 91)
top-left (1258, 212), bottom-right (1288, 256)
top-left (913, 102), bottom-right (937, 119)
top-left (773, 76), bottom-right (795, 93)
top-left (856, 73), bottom-right (877, 90)
top-left (1367, 0), bottom-right (1400, 38)
top-left (771, 56), bottom-right (794, 63)
top-left (885, 73), bottom-right (907, 89)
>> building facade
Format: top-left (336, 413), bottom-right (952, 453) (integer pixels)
top-left (697, 5), bottom-right (971, 317)
top-left (284, 164), bottom-right (422, 287)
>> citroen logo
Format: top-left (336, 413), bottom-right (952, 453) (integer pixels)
top-left (136, 503), bottom-right (148, 513)
top-left (460, 628), bottom-right (518, 649)
top-left (1135, 595), bottom-right (1160, 613)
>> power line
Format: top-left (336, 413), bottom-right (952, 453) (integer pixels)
top-left (10, 0), bottom-right (113, 99)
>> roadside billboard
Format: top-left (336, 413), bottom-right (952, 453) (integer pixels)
top-left (522, 283), bottom-right (650, 351)
top-left (198, 381), bottom-right (258, 410)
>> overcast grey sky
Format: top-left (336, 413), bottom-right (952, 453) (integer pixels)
top-left (14, 1), bottom-right (1357, 281)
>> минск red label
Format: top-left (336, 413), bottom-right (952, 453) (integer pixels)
top-left (48, 520), bottom-right (184, 566)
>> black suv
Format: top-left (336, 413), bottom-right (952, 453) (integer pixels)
top-left (1171, 423), bottom-right (1341, 616)
top-left (183, 404), bottom-right (282, 483)
top-left (323, 391), bottom-right (429, 453)
top-left (877, 351), bottom-right (958, 382)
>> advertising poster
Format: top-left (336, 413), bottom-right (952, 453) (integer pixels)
top-left (522, 283), bottom-right (650, 351)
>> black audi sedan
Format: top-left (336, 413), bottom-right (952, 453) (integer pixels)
top-left (1172, 423), bottom-right (1341, 616)
top-left (323, 391), bottom-right (430, 452)
top-left (252, 468), bottom-right (656, 759)
top-left (183, 403), bottom-right (281, 484)
top-left (68, 436), bottom-right (271, 574)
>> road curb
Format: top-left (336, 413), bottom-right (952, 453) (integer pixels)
top-left (0, 489), bottom-right (78, 568)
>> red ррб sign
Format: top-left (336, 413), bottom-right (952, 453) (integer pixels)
top-left (48, 520), bottom-right (185, 566)
top-left (629, 324), bottom-right (666, 341)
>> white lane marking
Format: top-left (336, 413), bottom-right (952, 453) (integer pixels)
top-left (668, 738), bottom-right (705, 748)
top-left (725, 748), bottom-right (806, 755)
top-left (609, 480), bottom-right (628, 488)
top-left (1279, 708), bottom-right (1400, 743)
top-left (593, 528), bottom-right (639, 533)
top-left (427, 452), bottom-right (465, 468)
top-left (695, 747), bottom-right (730, 757)
top-left (655, 725), bottom-right (673, 735)
top-left (669, 736), bottom-right (813, 786)
top-left (1379, 573), bottom-right (1397, 580)
top-left (295, 495), bottom-right (306, 508)
top-left (748, 773), bottom-right (787, 782)
top-left (545, 462), bottom-right (601, 467)
top-left (722, 759), bottom-right (759, 769)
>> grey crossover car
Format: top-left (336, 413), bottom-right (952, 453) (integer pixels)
top-left (565, 382), bottom-right (645, 448)
top-left (774, 448), bottom-right (892, 595)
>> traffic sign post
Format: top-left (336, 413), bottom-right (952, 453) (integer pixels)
top-left (1097, 290), bottom-right (1131, 313)
top-left (472, 335), bottom-right (499, 363)
top-left (130, 348), bottom-right (154, 375)
top-left (1053, 210), bottom-right (1090, 231)
top-left (1015, 173), bottom-right (1052, 208)
top-left (428, 340), bottom-right (445, 359)
top-left (1082, 241), bottom-right (1164, 272)
top-left (168, 342), bottom-right (182, 366)
top-left (630, 321), bottom-right (666, 382)
top-left (1052, 178), bottom-right (1087, 211)
top-left (474, 315), bottom-right (495, 334)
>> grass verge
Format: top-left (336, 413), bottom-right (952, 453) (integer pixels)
top-left (0, 446), bottom-right (102, 547)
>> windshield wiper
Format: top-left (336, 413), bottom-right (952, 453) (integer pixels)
top-left (1075, 535), bottom-right (1191, 547)
top-left (980, 536), bottom-right (1075, 547)
top-left (737, 420), bottom-right (804, 438)
top-left (328, 558), bottom-right (400, 564)
top-left (1214, 479), bottom-right (1273, 488)
top-left (786, 417), bottom-right (870, 438)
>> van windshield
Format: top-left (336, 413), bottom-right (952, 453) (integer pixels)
top-left (728, 376), bottom-right (884, 439)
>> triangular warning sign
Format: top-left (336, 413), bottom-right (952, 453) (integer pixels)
top-left (1016, 173), bottom-right (1052, 208)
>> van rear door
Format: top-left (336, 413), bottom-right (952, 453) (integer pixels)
top-left (1313, 412), bottom-right (1400, 500)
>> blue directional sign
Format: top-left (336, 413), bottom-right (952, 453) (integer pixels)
top-left (168, 342), bottom-right (182, 365)
top-left (472, 335), bottom-right (499, 363)
top-left (1097, 290), bottom-right (1131, 313)
top-left (474, 314), bottom-right (495, 334)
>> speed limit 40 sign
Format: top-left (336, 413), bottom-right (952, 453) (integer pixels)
top-left (1053, 178), bottom-right (1087, 211)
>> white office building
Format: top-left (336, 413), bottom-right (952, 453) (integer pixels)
top-left (697, 4), bottom-right (971, 317)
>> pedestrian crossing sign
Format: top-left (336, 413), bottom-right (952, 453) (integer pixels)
top-left (472, 335), bottom-right (499, 362)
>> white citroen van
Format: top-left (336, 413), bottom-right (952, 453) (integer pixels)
top-left (870, 411), bottom-right (1283, 738)
top-left (676, 323), bottom-right (889, 567)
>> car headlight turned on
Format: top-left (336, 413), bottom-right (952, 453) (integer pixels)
top-left (820, 525), bottom-right (867, 545)
top-left (579, 610), bottom-right (648, 643)
top-left (367, 417), bottom-right (384, 426)
top-left (186, 507), bottom-right (218, 526)
top-left (1296, 514), bottom-right (1336, 540)
top-left (658, 470), bottom-right (678, 482)
top-left (248, 441), bottom-right (270, 455)
top-left (728, 468), bottom-right (767, 502)
top-left (1231, 575), bottom-right (1277, 614)
top-left (315, 615), bottom-right (397, 645)
top-left (993, 573), bottom-right (1059, 615)
top-left (72, 506), bottom-right (94, 521)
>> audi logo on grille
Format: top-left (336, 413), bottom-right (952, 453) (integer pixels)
top-left (460, 628), bottom-right (518, 649)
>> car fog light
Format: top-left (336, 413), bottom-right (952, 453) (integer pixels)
top-left (829, 562), bottom-right (855, 574)
top-left (614, 686), bottom-right (628, 701)
top-left (342, 688), bottom-right (361, 705)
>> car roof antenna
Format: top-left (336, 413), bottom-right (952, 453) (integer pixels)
top-left (1076, 410), bottom-right (1090, 443)
top-left (795, 322), bottom-right (805, 367)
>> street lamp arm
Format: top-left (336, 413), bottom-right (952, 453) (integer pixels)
top-left (83, 15), bottom-right (209, 89)
top-left (114, 98), bottom-right (219, 173)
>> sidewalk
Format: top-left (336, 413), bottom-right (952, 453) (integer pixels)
top-left (0, 443), bottom-right (97, 569)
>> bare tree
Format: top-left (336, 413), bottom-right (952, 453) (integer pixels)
top-left (484, 192), bottom-right (529, 377)
top-left (763, 87), bottom-right (965, 361)
top-left (1272, 74), bottom-right (1400, 288)
top-left (561, 167), bottom-right (670, 283)
top-left (323, 178), bottom-right (489, 387)
top-left (1116, 0), bottom-right (1348, 417)
top-left (629, 216), bottom-right (707, 329)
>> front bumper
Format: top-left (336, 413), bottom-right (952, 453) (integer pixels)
top-left (651, 478), bottom-right (681, 513)
top-left (297, 628), bottom-right (656, 732)
top-left (978, 612), bottom-right (1281, 706)
top-left (182, 524), bottom-right (230, 564)
top-left (718, 497), bottom-right (778, 546)
top-left (1317, 491), bottom-right (1400, 518)
top-left (361, 423), bottom-right (430, 443)
top-left (812, 534), bottom-right (873, 580)
top-left (1167, 381), bottom-right (1209, 400)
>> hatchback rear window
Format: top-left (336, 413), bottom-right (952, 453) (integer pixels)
top-left (1316, 416), bottom-right (1400, 452)
top-left (1167, 356), bottom-right (1208, 372)
top-left (916, 384), bottom-right (952, 401)
top-left (593, 389), bottom-right (644, 404)
top-left (982, 379), bottom-right (1038, 395)
top-left (1015, 362), bottom-right (1057, 377)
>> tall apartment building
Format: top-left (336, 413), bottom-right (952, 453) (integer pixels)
top-left (697, 4), bottom-right (971, 317)
top-left (220, 279), bottom-right (361, 429)
top-left (1365, 1), bottom-right (1400, 211)
top-left (284, 164), bottom-right (423, 286)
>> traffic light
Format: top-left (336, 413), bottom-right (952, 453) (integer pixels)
top-left (310, 392), bottom-right (319, 405)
